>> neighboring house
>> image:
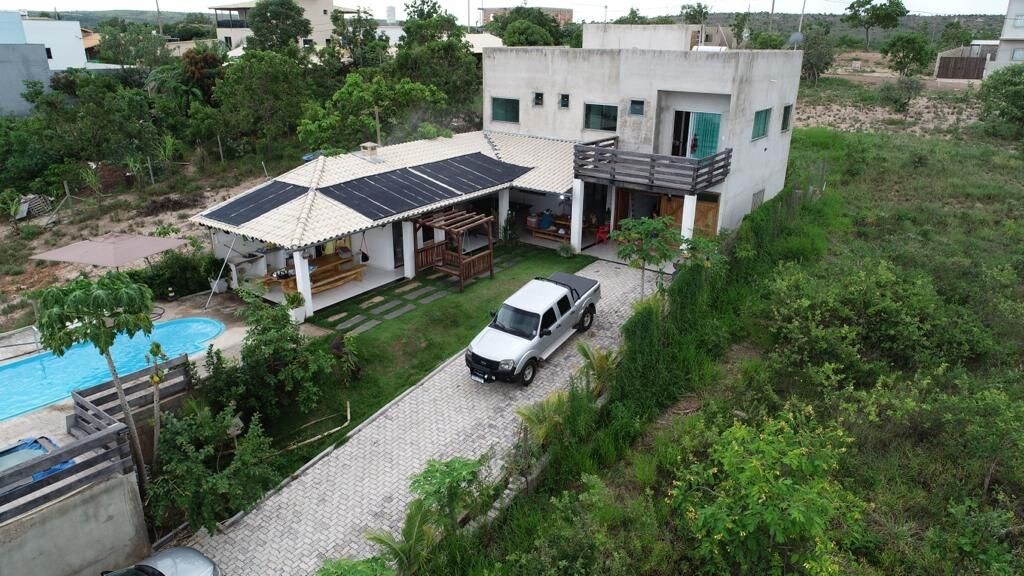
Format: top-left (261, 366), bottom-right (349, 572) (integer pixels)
top-left (480, 6), bottom-right (573, 27)
top-left (0, 43), bottom-right (49, 116)
top-left (583, 23), bottom-right (733, 50)
top-left (211, 0), bottom-right (358, 49)
top-left (17, 17), bottom-right (87, 71)
top-left (81, 27), bottom-right (100, 60)
top-left (192, 25), bottom-right (801, 319)
top-left (988, 0), bottom-right (1024, 75)
top-left (935, 40), bottom-right (999, 80)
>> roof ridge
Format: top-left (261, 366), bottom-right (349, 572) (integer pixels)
top-left (483, 130), bottom-right (580, 144)
top-left (288, 156), bottom-right (327, 248)
top-left (483, 131), bottom-right (502, 160)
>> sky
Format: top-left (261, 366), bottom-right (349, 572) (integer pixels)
top-left (0, 0), bottom-right (1009, 26)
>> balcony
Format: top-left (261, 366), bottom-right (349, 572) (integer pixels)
top-left (573, 137), bottom-right (731, 195)
top-left (216, 19), bottom-right (249, 28)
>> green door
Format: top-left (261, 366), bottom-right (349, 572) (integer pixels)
top-left (692, 113), bottom-right (721, 159)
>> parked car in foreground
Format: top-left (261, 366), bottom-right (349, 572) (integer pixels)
top-left (466, 272), bottom-right (600, 386)
top-left (102, 547), bottom-right (220, 576)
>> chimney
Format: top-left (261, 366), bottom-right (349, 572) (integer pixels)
top-left (360, 142), bottom-right (379, 157)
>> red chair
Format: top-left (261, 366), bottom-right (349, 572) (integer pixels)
top-left (595, 225), bottom-right (610, 244)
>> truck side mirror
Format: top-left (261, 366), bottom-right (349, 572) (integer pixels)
top-left (540, 328), bottom-right (551, 337)
top-left (489, 310), bottom-right (496, 318)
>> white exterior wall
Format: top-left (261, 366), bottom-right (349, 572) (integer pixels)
top-left (303, 0), bottom-right (336, 45)
top-left (351, 224), bottom-right (395, 271)
top-left (989, 0), bottom-right (1024, 75)
top-left (583, 24), bottom-right (699, 51)
top-left (21, 19), bottom-right (86, 71)
top-left (217, 26), bottom-right (252, 49)
top-left (483, 48), bottom-right (801, 232)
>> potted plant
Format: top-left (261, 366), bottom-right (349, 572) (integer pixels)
top-left (286, 292), bottom-right (306, 323)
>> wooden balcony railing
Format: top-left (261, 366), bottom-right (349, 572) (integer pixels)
top-left (574, 142), bottom-right (732, 195)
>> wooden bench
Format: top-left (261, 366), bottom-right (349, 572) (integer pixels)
top-left (528, 225), bottom-right (570, 243)
top-left (311, 264), bottom-right (366, 294)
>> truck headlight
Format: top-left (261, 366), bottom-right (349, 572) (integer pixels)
top-left (499, 359), bottom-right (515, 371)
top-left (465, 348), bottom-right (473, 361)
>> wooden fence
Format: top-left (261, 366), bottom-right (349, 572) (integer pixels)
top-left (936, 56), bottom-right (986, 80)
top-left (574, 144), bottom-right (732, 195)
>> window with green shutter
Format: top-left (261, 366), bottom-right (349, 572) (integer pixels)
top-left (781, 105), bottom-right (793, 132)
top-left (584, 103), bottom-right (618, 131)
top-left (752, 108), bottom-right (771, 140)
top-left (492, 97), bottom-right (519, 123)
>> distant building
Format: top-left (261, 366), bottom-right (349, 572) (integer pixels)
top-left (9, 17), bottom-right (87, 71)
top-left (0, 12), bottom-right (50, 116)
top-left (386, 5), bottom-right (396, 25)
top-left (988, 0), bottom-right (1024, 76)
top-left (210, 0), bottom-right (358, 50)
top-left (480, 6), bottom-right (573, 27)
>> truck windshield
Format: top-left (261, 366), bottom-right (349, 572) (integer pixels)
top-left (491, 305), bottom-right (539, 340)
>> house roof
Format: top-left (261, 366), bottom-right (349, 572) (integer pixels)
top-left (191, 131), bottom-right (577, 249)
top-left (466, 33), bottom-right (503, 54)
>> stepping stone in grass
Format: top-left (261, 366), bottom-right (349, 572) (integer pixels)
top-left (405, 286), bottom-right (436, 299)
top-left (370, 300), bottom-right (403, 315)
top-left (394, 281), bottom-right (420, 294)
top-left (359, 296), bottom-right (386, 309)
top-left (348, 319), bottom-right (381, 335)
top-left (326, 310), bottom-right (349, 322)
top-left (384, 303), bottom-right (416, 320)
top-left (420, 291), bottom-right (449, 304)
top-left (336, 314), bottom-right (366, 330)
top-left (426, 272), bottom-right (444, 280)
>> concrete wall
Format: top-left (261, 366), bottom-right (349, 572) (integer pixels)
top-left (303, 0), bottom-right (336, 46)
top-left (351, 224), bottom-right (396, 271)
top-left (583, 24), bottom-right (696, 51)
top-left (0, 11), bottom-right (26, 43)
top-left (988, 39), bottom-right (1024, 75)
top-left (0, 474), bottom-right (150, 576)
top-left (22, 19), bottom-right (87, 71)
top-left (1001, 0), bottom-right (1024, 40)
top-left (0, 44), bottom-right (50, 116)
top-left (217, 26), bottom-right (252, 49)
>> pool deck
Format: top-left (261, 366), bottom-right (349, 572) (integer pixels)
top-left (0, 290), bottom-right (306, 449)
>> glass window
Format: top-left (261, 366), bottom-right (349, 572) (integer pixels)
top-left (629, 99), bottom-right (645, 115)
top-left (781, 104), bottom-right (793, 131)
top-left (302, 38), bottom-right (313, 47)
top-left (559, 93), bottom-right (569, 108)
top-left (751, 108), bottom-right (771, 140)
top-left (492, 97), bottom-right (520, 123)
top-left (533, 92), bottom-right (544, 106)
top-left (45, 47), bottom-right (52, 59)
top-left (492, 305), bottom-right (539, 340)
top-left (1013, 48), bottom-right (1024, 61)
top-left (556, 296), bottom-right (571, 315)
top-left (1015, 15), bottom-right (1024, 27)
top-left (584, 103), bottom-right (618, 131)
top-left (541, 308), bottom-right (557, 331)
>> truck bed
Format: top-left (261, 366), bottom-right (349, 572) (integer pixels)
top-left (547, 272), bottom-right (599, 303)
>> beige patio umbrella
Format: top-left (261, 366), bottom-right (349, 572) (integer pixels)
top-left (30, 233), bottom-right (188, 269)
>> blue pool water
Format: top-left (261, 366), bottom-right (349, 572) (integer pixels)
top-left (0, 317), bottom-right (224, 421)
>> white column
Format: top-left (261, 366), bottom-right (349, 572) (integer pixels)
top-left (607, 184), bottom-right (617, 233)
top-left (570, 179), bottom-right (584, 252)
top-left (292, 250), bottom-right (314, 317)
top-left (402, 220), bottom-right (416, 279)
top-left (681, 195), bottom-right (698, 241)
top-left (497, 188), bottom-right (510, 237)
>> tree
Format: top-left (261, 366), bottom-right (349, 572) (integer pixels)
top-left (247, 0), bottom-right (312, 53)
top-left (392, 0), bottom-right (479, 108)
top-left (561, 22), bottom-right (583, 47)
top-left (731, 12), bottom-right (751, 46)
top-left (615, 8), bottom-right (645, 25)
top-left (979, 63), bottom-right (1024, 132)
top-left (164, 12), bottom-right (215, 40)
top-left (486, 6), bottom-right (560, 42)
top-left (214, 50), bottom-right (306, 156)
top-left (332, 8), bottom-right (390, 68)
top-left (881, 32), bottom-right (936, 76)
top-left (751, 31), bottom-right (786, 49)
top-left (802, 24), bottom-right (837, 84)
top-left (366, 499), bottom-right (436, 576)
top-left (409, 455), bottom-right (488, 534)
top-left (146, 342), bottom-right (169, 473)
top-left (940, 20), bottom-right (973, 49)
top-left (97, 21), bottom-right (172, 80)
top-left (34, 272), bottom-right (156, 490)
top-left (503, 20), bottom-right (556, 47)
top-left (0, 189), bottom-right (21, 232)
top-left (671, 410), bottom-right (863, 574)
top-left (681, 3), bottom-right (710, 26)
top-left (841, 0), bottom-right (909, 49)
top-left (182, 42), bottom-right (227, 105)
top-left (611, 216), bottom-right (679, 297)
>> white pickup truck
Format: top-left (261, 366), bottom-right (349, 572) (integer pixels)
top-left (465, 272), bottom-right (601, 386)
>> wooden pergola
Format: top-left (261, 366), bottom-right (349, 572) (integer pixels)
top-left (413, 210), bottom-right (495, 292)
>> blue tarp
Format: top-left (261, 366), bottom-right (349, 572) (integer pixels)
top-left (0, 437), bottom-right (75, 491)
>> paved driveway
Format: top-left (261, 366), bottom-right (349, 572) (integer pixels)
top-left (190, 260), bottom-right (652, 575)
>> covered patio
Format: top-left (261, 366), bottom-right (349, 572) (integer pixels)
top-left (414, 210), bottom-right (495, 292)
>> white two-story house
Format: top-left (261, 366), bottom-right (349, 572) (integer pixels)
top-left (211, 0), bottom-right (356, 50)
top-left (989, 0), bottom-right (1024, 75)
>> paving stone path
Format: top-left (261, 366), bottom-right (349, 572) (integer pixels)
top-left (190, 260), bottom-right (652, 575)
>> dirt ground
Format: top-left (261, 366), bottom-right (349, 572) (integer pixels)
top-left (796, 94), bottom-right (981, 137)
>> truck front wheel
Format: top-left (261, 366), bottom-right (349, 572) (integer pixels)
top-left (520, 359), bottom-right (538, 386)
top-left (578, 305), bottom-right (595, 332)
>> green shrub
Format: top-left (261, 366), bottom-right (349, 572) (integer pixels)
top-left (18, 224), bottom-right (43, 240)
top-left (878, 77), bottom-right (923, 113)
top-left (317, 558), bottom-right (393, 576)
top-left (127, 240), bottom-right (221, 299)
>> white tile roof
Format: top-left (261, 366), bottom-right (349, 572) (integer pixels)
top-left (191, 131), bottom-right (576, 249)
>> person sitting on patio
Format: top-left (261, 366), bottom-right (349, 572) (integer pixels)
top-left (539, 209), bottom-right (555, 230)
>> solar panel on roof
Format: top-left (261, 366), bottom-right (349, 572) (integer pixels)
top-left (412, 153), bottom-right (531, 193)
top-left (204, 180), bottom-right (307, 226)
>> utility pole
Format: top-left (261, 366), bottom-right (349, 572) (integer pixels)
top-left (155, 0), bottom-right (163, 35)
top-left (798, 0), bottom-right (807, 33)
top-left (467, 0), bottom-right (471, 33)
top-left (769, 0), bottom-right (775, 33)
top-left (604, 4), bottom-right (608, 22)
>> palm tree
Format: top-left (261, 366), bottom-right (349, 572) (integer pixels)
top-left (515, 390), bottom-right (568, 447)
top-left (366, 498), bottom-right (436, 575)
top-left (34, 271), bottom-right (155, 490)
top-left (576, 342), bottom-right (620, 398)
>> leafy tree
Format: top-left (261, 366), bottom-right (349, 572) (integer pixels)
top-left (615, 8), bottom-right (646, 25)
top-left (486, 6), bottom-right (560, 43)
top-left (298, 72), bottom-right (446, 152)
top-left (940, 20), bottom-right (973, 49)
top-left (751, 31), bottom-right (786, 49)
top-left (841, 0), bottom-right (909, 49)
top-left (182, 42), bottom-right (227, 104)
top-left (214, 50), bottom-right (306, 156)
top-left (366, 499), bottom-right (436, 575)
top-left (97, 21), bottom-right (172, 80)
top-left (681, 3), bottom-right (710, 26)
top-left (165, 12), bottom-right (215, 40)
top-left (671, 409), bottom-right (863, 575)
top-left (731, 12), bottom-right (751, 46)
top-left (332, 8), bottom-right (390, 68)
top-left (878, 76), bottom-right (923, 113)
top-left (561, 22), bottom-right (583, 47)
top-left (802, 23), bottom-right (836, 84)
top-left (247, 0), bottom-right (312, 53)
top-left (409, 455), bottom-right (488, 534)
top-left (34, 272), bottom-right (156, 490)
top-left (392, 0), bottom-right (479, 107)
top-left (611, 216), bottom-right (679, 297)
top-left (979, 63), bottom-right (1024, 132)
top-left (881, 32), bottom-right (936, 76)
top-left (0, 189), bottom-right (21, 232)
top-left (503, 19), bottom-right (556, 47)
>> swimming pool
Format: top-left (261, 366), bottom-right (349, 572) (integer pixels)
top-left (0, 317), bottom-right (224, 421)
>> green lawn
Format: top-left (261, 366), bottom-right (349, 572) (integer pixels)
top-left (267, 243), bottom-right (595, 474)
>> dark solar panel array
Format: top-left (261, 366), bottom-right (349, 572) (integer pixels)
top-left (204, 180), bottom-right (307, 226)
top-left (319, 153), bottom-right (532, 220)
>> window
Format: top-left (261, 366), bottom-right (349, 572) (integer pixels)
top-left (323, 9), bottom-right (328, 14)
top-left (751, 108), bottom-right (771, 140)
top-left (559, 93), bottom-right (570, 108)
top-left (1015, 15), bottom-right (1024, 27)
top-left (781, 104), bottom-right (793, 132)
top-left (325, 38), bottom-right (332, 46)
top-left (751, 189), bottom-right (765, 210)
top-left (584, 103), bottom-right (618, 131)
top-left (541, 308), bottom-right (557, 332)
top-left (629, 99), bottom-right (645, 116)
top-left (492, 97), bottom-right (519, 123)
top-left (302, 38), bottom-right (314, 47)
top-left (224, 36), bottom-right (233, 48)
top-left (45, 47), bottom-right (52, 59)
top-left (533, 92), bottom-right (544, 106)
top-left (1014, 48), bottom-right (1024, 62)
top-left (556, 296), bottom-right (571, 316)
